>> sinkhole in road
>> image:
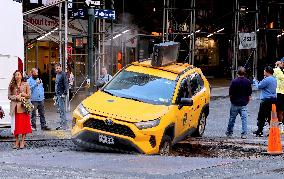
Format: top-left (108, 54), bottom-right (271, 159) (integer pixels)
top-left (0, 138), bottom-right (269, 159)
top-left (171, 139), bottom-right (266, 159)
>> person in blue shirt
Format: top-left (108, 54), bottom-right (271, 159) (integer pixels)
top-left (27, 68), bottom-right (51, 131)
top-left (253, 66), bottom-right (277, 137)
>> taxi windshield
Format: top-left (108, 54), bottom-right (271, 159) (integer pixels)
top-left (102, 70), bottom-right (176, 105)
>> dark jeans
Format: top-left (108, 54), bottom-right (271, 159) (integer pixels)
top-left (69, 89), bottom-right (73, 101)
top-left (256, 98), bottom-right (277, 132)
top-left (31, 101), bottom-right (47, 128)
top-left (56, 95), bottom-right (67, 127)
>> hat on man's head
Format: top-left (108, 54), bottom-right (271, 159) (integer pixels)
top-left (281, 57), bottom-right (284, 62)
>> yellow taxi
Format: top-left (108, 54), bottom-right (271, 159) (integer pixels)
top-left (71, 60), bottom-right (210, 155)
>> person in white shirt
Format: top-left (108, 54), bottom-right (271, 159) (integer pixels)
top-left (67, 66), bottom-right (75, 101)
top-left (96, 67), bottom-right (112, 89)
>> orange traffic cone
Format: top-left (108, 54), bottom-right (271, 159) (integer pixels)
top-left (267, 104), bottom-right (283, 155)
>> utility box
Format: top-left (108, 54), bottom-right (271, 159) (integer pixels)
top-left (151, 41), bottom-right (180, 67)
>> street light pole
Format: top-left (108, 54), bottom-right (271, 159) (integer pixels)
top-left (64, 1), bottom-right (69, 111)
top-left (59, 3), bottom-right (62, 65)
top-left (110, 0), bottom-right (114, 75)
top-left (88, 8), bottom-right (95, 95)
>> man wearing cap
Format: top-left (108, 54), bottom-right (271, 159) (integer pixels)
top-left (274, 57), bottom-right (284, 133)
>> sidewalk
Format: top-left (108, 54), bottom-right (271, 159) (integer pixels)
top-left (211, 87), bottom-right (230, 100)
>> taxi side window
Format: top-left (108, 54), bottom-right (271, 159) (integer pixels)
top-left (190, 74), bottom-right (204, 96)
top-left (176, 78), bottom-right (192, 104)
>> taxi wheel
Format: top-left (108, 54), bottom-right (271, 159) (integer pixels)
top-left (159, 135), bottom-right (172, 156)
top-left (193, 111), bottom-right (207, 137)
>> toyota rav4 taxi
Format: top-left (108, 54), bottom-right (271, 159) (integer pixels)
top-left (72, 59), bottom-right (210, 155)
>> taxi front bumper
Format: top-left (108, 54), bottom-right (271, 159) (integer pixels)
top-left (72, 130), bottom-right (144, 153)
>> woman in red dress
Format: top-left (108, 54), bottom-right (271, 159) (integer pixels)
top-left (8, 70), bottom-right (32, 149)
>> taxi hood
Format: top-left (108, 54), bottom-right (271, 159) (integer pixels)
top-left (82, 91), bottom-right (169, 123)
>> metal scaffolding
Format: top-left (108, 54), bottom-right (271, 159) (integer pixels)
top-left (162, 0), bottom-right (196, 65)
top-left (232, 0), bottom-right (259, 79)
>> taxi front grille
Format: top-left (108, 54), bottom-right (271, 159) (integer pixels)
top-left (83, 118), bottom-right (136, 138)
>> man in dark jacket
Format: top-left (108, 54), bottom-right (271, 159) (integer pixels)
top-left (226, 67), bottom-right (252, 139)
top-left (55, 63), bottom-right (68, 130)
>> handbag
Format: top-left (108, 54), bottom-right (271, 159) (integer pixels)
top-left (21, 99), bottom-right (34, 113)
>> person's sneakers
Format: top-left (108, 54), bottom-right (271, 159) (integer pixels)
top-left (225, 131), bottom-right (233, 138)
top-left (56, 126), bottom-right (67, 130)
top-left (41, 126), bottom-right (51, 131)
top-left (279, 122), bottom-right (284, 134)
top-left (253, 130), bottom-right (263, 137)
top-left (31, 127), bottom-right (37, 131)
top-left (241, 133), bottom-right (247, 139)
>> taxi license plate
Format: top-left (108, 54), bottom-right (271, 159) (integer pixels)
top-left (98, 134), bottom-right (114, 145)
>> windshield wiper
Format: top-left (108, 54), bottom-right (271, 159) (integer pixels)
top-left (120, 96), bottom-right (144, 103)
top-left (102, 90), bottom-right (114, 96)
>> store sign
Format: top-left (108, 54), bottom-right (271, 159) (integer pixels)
top-left (42, 0), bottom-right (61, 5)
top-left (71, 9), bottom-right (86, 18)
top-left (94, 9), bottom-right (115, 20)
top-left (239, 33), bottom-right (256, 49)
top-left (27, 16), bottom-right (59, 28)
top-left (85, 0), bottom-right (100, 6)
top-left (27, 14), bottom-right (87, 43)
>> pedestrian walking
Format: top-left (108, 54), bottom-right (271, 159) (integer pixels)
top-left (253, 66), bottom-right (277, 137)
top-left (96, 67), bottom-right (112, 89)
top-left (66, 66), bottom-right (74, 101)
top-left (27, 68), bottom-right (51, 131)
top-left (226, 67), bottom-right (252, 139)
top-left (274, 57), bottom-right (284, 133)
top-left (8, 70), bottom-right (32, 149)
top-left (54, 63), bottom-right (68, 130)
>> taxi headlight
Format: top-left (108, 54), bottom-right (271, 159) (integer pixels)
top-left (135, 119), bottom-right (160, 130)
top-left (76, 103), bottom-right (89, 117)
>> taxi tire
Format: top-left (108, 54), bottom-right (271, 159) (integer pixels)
top-left (192, 111), bottom-right (207, 137)
top-left (159, 135), bottom-right (172, 156)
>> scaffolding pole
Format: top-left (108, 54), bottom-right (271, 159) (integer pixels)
top-left (64, 1), bottom-right (69, 111)
top-left (59, 3), bottom-right (63, 65)
top-left (162, 0), bottom-right (166, 42)
top-left (189, 2), bottom-right (193, 64)
top-left (166, 0), bottom-right (169, 41)
top-left (163, 0), bottom-right (196, 64)
top-left (191, 0), bottom-right (196, 65)
top-left (254, 0), bottom-right (259, 78)
top-left (233, 0), bottom-right (239, 79)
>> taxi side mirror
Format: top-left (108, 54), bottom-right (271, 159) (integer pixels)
top-left (178, 98), bottom-right (193, 109)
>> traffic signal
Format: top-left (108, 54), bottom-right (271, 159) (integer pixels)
top-left (117, 51), bottom-right (122, 70)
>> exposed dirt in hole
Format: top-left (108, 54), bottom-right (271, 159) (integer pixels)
top-left (171, 142), bottom-right (265, 159)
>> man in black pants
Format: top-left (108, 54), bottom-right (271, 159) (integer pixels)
top-left (253, 66), bottom-right (277, 136)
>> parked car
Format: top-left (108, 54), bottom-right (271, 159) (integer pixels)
top-left (71, 60), bottom-right (211, 155)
